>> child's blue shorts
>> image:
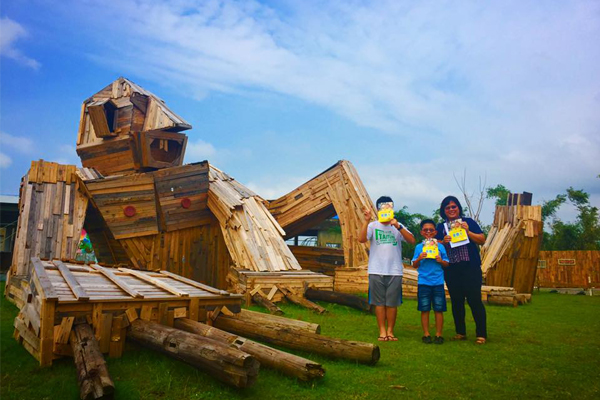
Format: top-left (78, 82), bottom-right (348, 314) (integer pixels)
top-left (417, 284), bottom-right (447, 312)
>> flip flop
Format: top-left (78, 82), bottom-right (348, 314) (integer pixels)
top-left (387, 335), bottom-right (398, 341)
top-left (475, 337), bottom-right (487, 344)
top-left (451, 334), bottom-right (467, 341)
top-left (378, 336), bottom-right (389, 341)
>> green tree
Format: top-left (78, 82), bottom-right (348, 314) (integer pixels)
top-left (542, 187), bottom-right (600, 250)
top-left (486, 184), bottom-right (511, 206)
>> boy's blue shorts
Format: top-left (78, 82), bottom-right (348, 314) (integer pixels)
top-left (417, 284), bottom-right (447, 312)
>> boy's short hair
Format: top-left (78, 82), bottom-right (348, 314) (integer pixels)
top-left (376, 196), bottom-right (394, 209)
top-left (420, 219), bottom-right (436, 228)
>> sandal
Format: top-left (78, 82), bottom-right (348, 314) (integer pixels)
top-left (475, 337), bottom-right (487, 344)
top-left (378, 336), bottom-right (389, 341)
top-left (387, 335), bottom-right (398, 341)
top-left (451, 334), bottom-right (467, 341)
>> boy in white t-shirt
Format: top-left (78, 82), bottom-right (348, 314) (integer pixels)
top-left (359, 196), bottom-right (415, 341)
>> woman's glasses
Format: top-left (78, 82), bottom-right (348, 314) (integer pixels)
top-left (445, 205), bottom-right (458, 211)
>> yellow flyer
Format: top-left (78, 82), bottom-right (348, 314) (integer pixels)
top-left (377, 209), bottom-right (394, 223)
top-left (444, 219), bottom-right (470, 248)
top-left (423, 239), bottom-right (439, 259)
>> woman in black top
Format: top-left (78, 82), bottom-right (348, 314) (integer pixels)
top-left (435, 196), bottom-right (487, 344)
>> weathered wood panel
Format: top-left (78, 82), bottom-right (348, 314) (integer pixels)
top-left (85, 174), bottom-right (158, 240)
top-left (537, 251), bottom-right (600, 288)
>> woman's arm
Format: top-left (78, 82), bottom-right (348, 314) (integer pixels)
top-left (461, 219), bottom-right (486, 245)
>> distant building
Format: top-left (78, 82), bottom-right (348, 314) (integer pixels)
top-left (1, 195), bottom-right (19, 271)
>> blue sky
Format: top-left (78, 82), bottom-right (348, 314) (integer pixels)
top-left (1, 0), bottom-right (599, 225)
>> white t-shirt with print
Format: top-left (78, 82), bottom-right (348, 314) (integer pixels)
top-left (366, 221), bottom-right (407, 276)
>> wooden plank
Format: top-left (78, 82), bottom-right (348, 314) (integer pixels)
top-left (90, 264), bottom-right (144, 298)
top-left (31, 257), bottom-right (59, 300)
top-left (120, 268), bottom-right (189, 297)
top-left (125, 307), bottom-right (138, 323)
top-left (55, 317), bottom-right (75, 344)
top-left (140, 305), bottom-right (153, 321)
top-left (55, 260), bottom-right (89, 301)
top-left (99, 313), bottom-right (113, 353)
top-left (159, 270), bottom-right (230, 296)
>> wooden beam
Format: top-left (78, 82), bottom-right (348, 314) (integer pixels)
top-left (159, 270), bottom-right (230, 296)
top-left (55, 260), bottom-right (89, 301)
top-left (90, 264), bottom-right (143, 299)
top-left (31, 257), bottom-right (58, 301)
top-left (119, 268), bottom-right (189, 297)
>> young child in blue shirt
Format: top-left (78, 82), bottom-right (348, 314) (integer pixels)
top-left (412, 219), bottom-right (450, 344)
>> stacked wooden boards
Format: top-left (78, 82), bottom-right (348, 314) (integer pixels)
top-left (76, 77), bottom-right (191, 176)
top-left (480, 205), bottom-right (543, 293)
top-left (289, 245), bottom-right (345, 276)
top-left (11, 257), bottom-right (241, 366)
top-left (269, 160), bottom-right (375, 270)
top-left (537, 250), bottom-right (600, 288)
top-left (227, 269), bottom-right (334, 303)
top-left (208, 165), bottom-right (302, 273)
top-left (9, 160), bottom-right (88, 277)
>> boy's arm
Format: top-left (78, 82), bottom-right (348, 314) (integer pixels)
top-left (412, 246), bottom-right (426, 268)
top-left (435, 244), bottom-right (450, 267)
top-left (392, 220), bottom-right (416, 244)
top-left (358, 208), bottom-right (372, 243)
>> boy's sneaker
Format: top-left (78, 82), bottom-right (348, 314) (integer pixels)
top-left (422, 336), bottom-right (433, 344)
top-left (434, 336), bottom-right (444, 345)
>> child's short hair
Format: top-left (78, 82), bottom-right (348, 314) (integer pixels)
top-left (376, 196), bottom-right (393, 209)
top-left (420, 219), bottom-right (436, 228)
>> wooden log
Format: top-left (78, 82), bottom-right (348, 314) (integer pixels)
top-left (214, 315), bottom-right (379, 365)
top-left (487, 295), bottom-right (518, 307)
top-left (128, 319), bottom-right (259, 388)
top-left (174, 318), bottom-right (324, 381)
top-left (515, 293), bottom-right (532, 305)
top-left (70, 323), bottom-right (115, 400)
top-left (278, 286), bottom-right (327, 314)
top-left (305, 288), bottom-right (372, 313)
top-left (237, 309), bottom-right (320, 334)
top-left (252, 292), bottom-right (284, 315)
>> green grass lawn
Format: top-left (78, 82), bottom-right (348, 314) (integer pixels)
top-left (2, 287), bottom-right (599, 400)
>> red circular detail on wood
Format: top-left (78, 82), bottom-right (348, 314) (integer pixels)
top-left (124, 205), bottom-right (137, 217)
top-left (181, 198), bottom-right (192, 209)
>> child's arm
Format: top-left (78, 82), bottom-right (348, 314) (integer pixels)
top-left (358, 207), bottom-right (372, 243)
top-left (412, 252), bottom-right (427, 268)
top-left (435, 255), bottom-right (449, 268)
top-left (392, 220), bottom-right (416, 244)
top-left (436, 244), bottom-right (450, 267)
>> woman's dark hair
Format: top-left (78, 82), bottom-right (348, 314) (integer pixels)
top-left (439, 196), bottom-right (464, 220)
top-left (376, 196), bottom-right (393, 209)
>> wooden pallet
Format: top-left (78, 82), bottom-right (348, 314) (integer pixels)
top-left (11, 258), bottom-right (242, 366)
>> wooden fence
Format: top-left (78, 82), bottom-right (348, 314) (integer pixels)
top-left (536, 251), bottom-right (600, 288)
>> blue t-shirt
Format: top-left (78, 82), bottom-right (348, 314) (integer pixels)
top-left (412, 243), bottom-right (449, 286)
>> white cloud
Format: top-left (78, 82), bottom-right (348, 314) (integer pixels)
top-left (184, 139), bottom-right (217, 162)
top-left (0, 17), bottom-right (40, 69)
top-left (0, 152), bottom-right (12, 169)
top-left (47, 144), bottom-right (80, 166)
top-left (0, 131), bottom-right (34, 154)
